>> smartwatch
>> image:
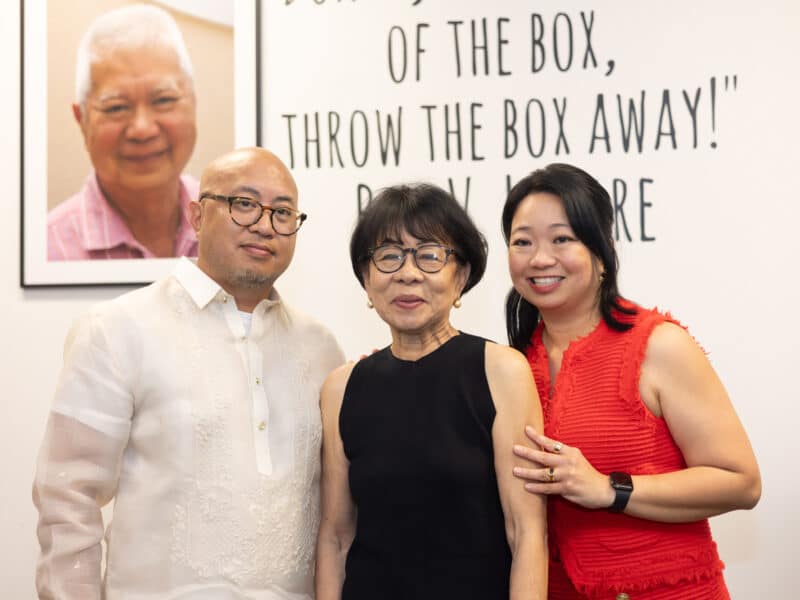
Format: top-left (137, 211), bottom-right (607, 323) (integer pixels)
top-left (608, 471), bottom-right (633, 513)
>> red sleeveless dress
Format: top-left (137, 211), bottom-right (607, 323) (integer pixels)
top-left (527, 304), bottom-right (730, 599)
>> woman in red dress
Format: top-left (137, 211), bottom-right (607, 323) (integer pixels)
top-left (503, 163), bottom-right (761, 599)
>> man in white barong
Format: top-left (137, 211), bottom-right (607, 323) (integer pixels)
top-left (33, 147), bottom-right (344, 600)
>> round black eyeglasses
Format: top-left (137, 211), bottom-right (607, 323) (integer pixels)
top-left (200, 194), bottom-right (307, 236)
top-left (367, 243), bottom-right (460, 273)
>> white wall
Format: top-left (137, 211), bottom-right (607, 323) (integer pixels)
top-left (1, 1), bottom-right (796, 598)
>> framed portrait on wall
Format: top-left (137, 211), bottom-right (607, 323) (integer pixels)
top-left (20, 0), bottom-right (260, 287)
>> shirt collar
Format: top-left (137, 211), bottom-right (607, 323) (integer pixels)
top-left (82, 173), bottom-right (197, 254)
top-left (172, 257), bottom-right (283, 312)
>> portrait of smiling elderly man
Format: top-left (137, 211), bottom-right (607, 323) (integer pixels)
top-left (47, 4), bottom-right (200, 261)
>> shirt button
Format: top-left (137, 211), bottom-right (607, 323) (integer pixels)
top-left (258, 421), bottom-right (266, 431)
top-left (255, 377), bottom-right (261, 385)
top-left (222, 295), bottom-right (228, 303)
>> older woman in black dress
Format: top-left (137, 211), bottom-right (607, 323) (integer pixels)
top-left (315, 184), bottom-right (547, 600)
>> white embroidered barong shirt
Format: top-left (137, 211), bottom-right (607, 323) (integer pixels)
top-left (33, 258), bottom-right (345, 600)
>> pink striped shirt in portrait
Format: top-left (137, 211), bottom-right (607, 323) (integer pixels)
top-left (47, 173), bottom-right (199, 261)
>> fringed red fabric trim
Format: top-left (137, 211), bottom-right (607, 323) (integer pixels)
top-left (567, 545), bottom-right (724, 596)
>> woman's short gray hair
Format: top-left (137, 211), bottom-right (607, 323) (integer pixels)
top-left (74, 4), bottom-right (194, 109)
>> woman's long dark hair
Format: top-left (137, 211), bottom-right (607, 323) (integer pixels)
top-left (502, 164), bottom-right (636, 352)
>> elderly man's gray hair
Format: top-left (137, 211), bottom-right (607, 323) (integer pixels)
top-left (74, 4), bottom-right (194, 109)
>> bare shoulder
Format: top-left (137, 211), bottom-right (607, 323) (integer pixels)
top-left (484, 341), bottom-right (532, 383)
top-left (322, 360), bottom-right (356, 397)
top-left (320, 361), bottom-right (358, 411)
top-left (644, 321), bottom-right (705, 371)
top-left (484, 342), bottom-right (541, 431)
top-left (484, 342), bottom-right (537, 403)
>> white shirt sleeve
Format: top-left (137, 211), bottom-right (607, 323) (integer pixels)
top-left (33, 309), bottom-right (134, 600)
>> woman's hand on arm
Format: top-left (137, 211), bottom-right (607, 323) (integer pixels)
top-left (315, 363), bottom-right (358, 600)
top-left (485, 344), bottom-right (548, 600)
top-left (512, 427), bottom-right (616, 510)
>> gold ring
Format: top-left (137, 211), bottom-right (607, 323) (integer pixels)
top-left (553, 441), bottom-right (563, 453)
top-left (547, 467), bottom-right (555, 482)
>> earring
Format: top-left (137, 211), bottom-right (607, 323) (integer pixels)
top-left (453, 298), bottom-right (462, 309)
top-left (599, 272), bottom-right (606, 283)
top-left (367, 298), bottom-right (374, 309)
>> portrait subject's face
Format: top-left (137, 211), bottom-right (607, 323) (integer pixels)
top-left (76, 45), bottom-right (197, 196)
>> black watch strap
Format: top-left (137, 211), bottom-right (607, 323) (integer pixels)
top-left (608, 471), bottom-right (633, 513)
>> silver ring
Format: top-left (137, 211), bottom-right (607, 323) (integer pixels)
top-left (553, 441), bottom-right (563, 453)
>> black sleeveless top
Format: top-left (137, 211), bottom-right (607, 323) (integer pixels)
top-left (339, 333), bottom-right (511, 599)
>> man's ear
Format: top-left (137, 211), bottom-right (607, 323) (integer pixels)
top-left (71, 103), bottom-right (83, 125)
top-left (188, 200), bottom-right (203, 234)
